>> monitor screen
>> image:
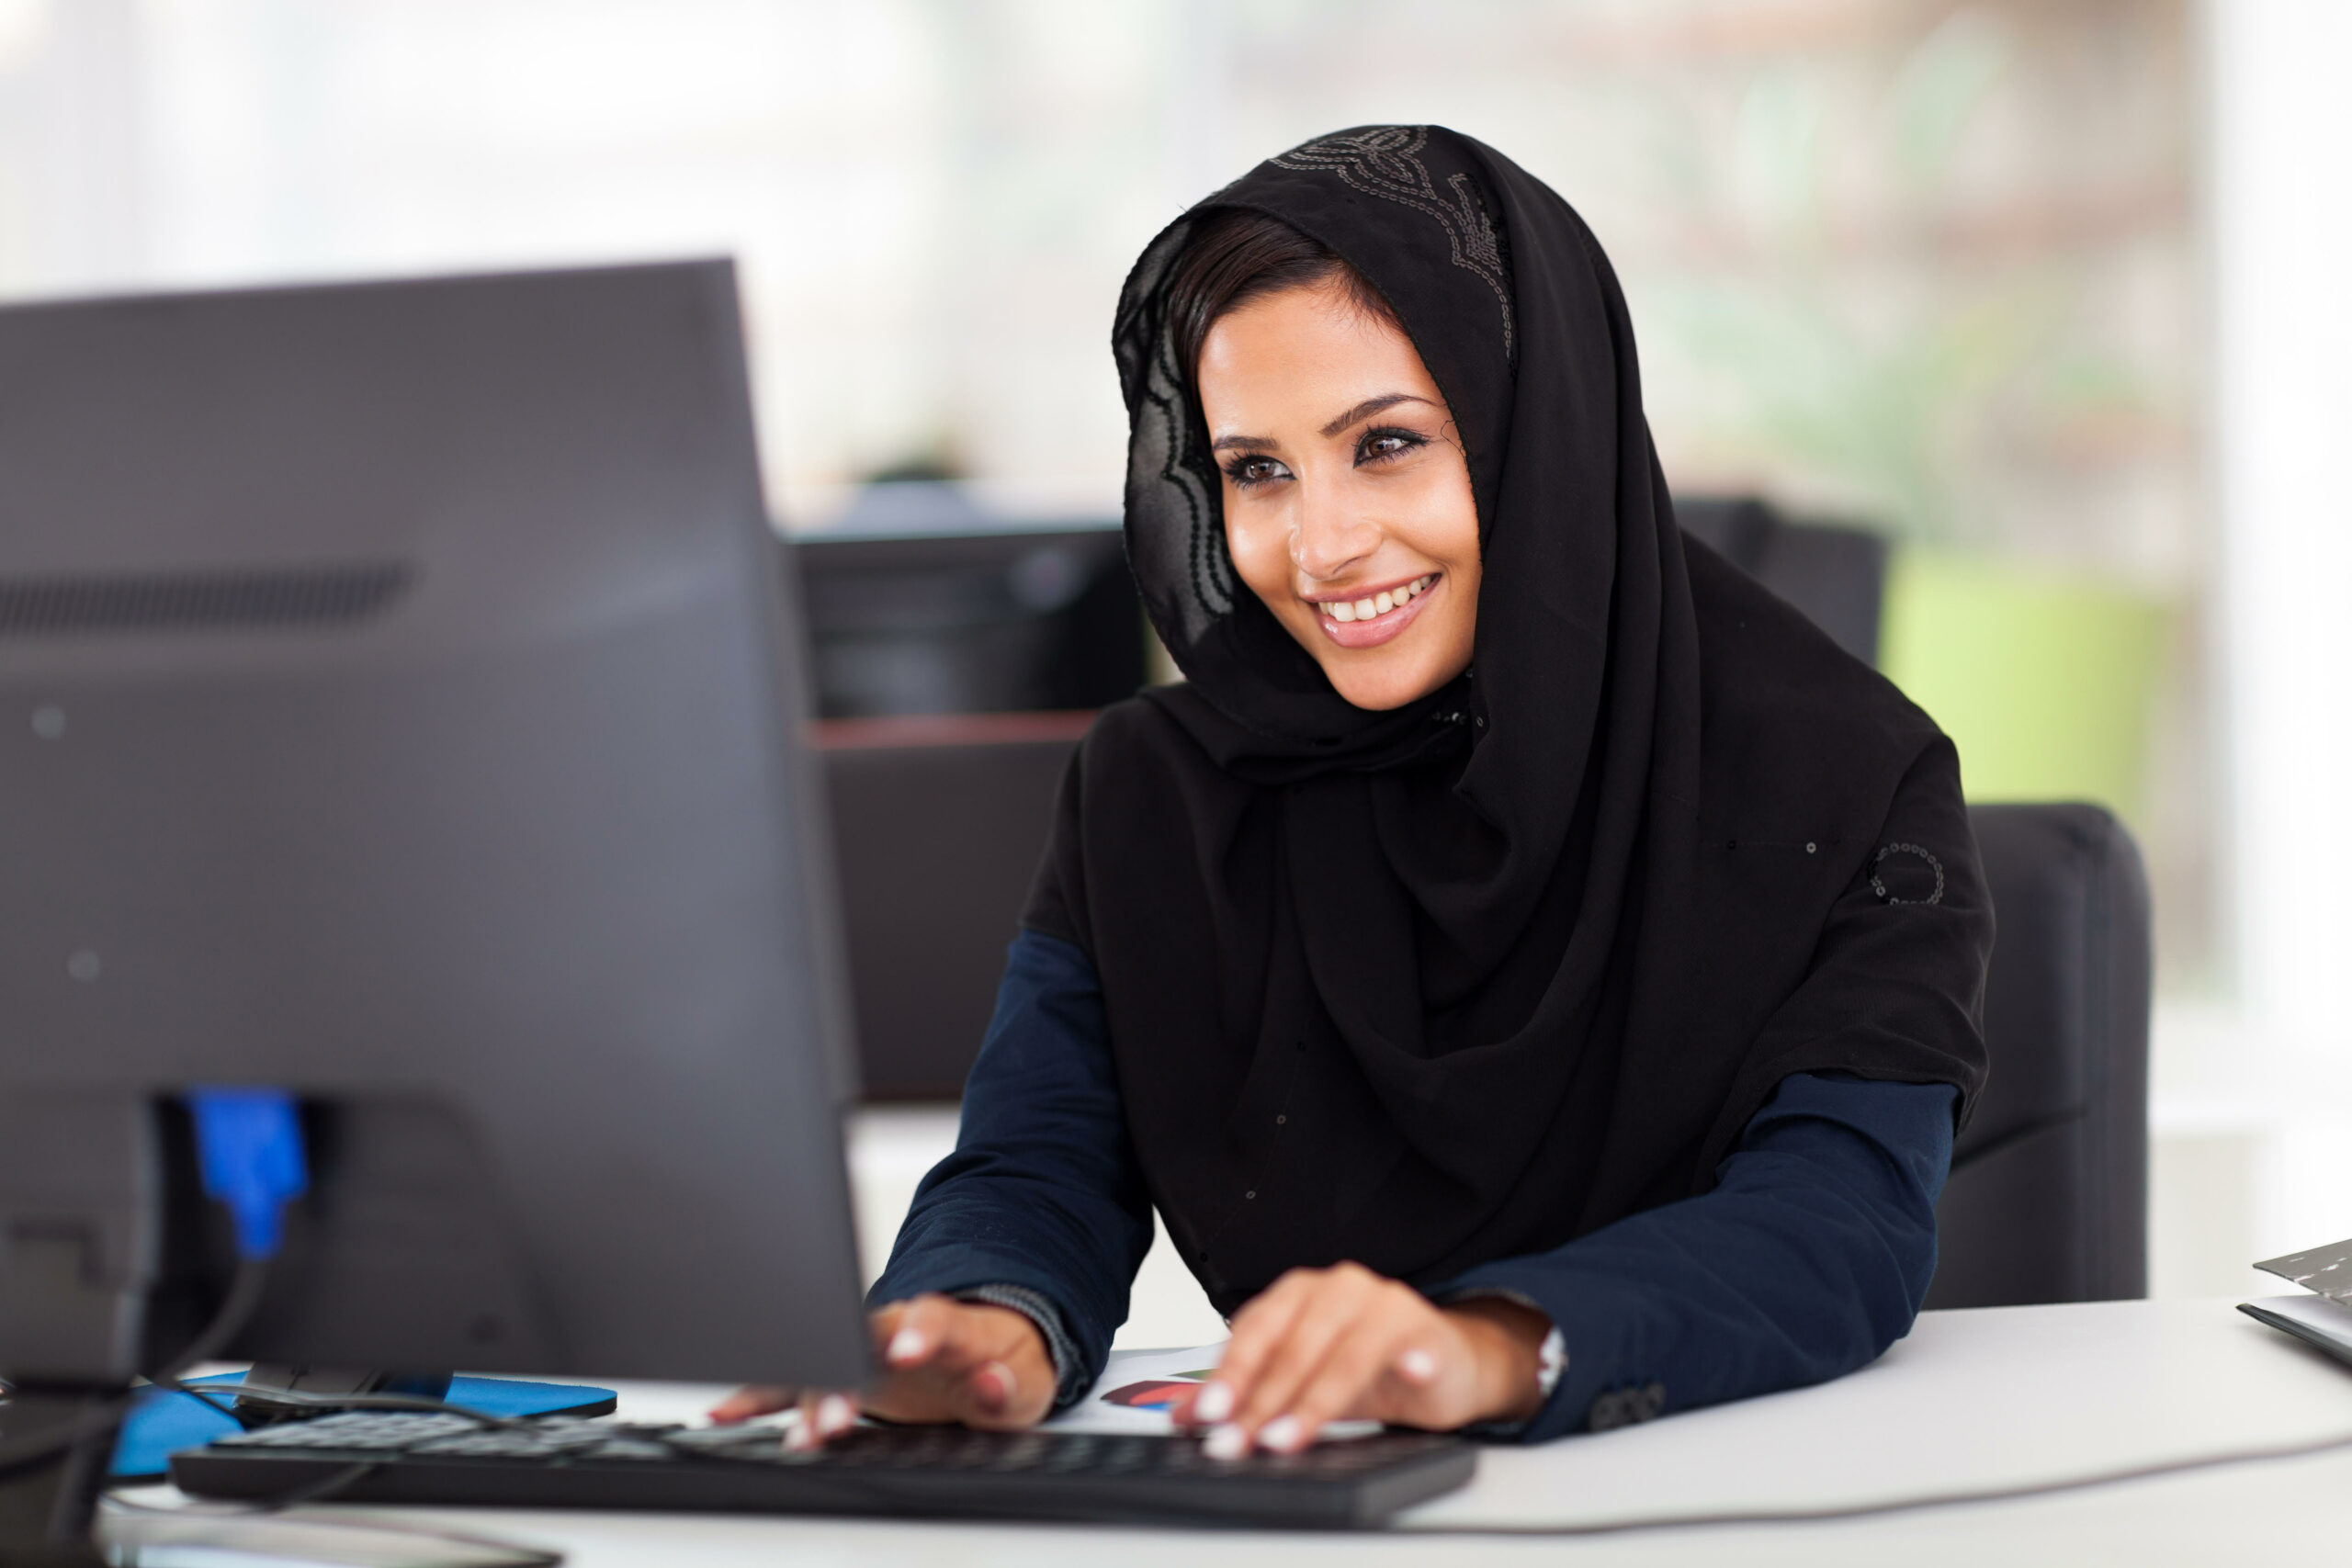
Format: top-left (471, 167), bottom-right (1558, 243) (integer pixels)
top-left (0, 261), bottom-right (869, 1390)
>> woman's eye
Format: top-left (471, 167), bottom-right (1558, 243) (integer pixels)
top-left (1224, 456), bottom-right (1289, 489)
top-left (1357, 428), bottom-right (1425, 465)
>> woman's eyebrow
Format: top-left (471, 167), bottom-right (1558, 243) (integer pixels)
top-left (1210, 394), bottom-right (1436, 452)
top-left (1318, 393), bottom-right (1433, 438)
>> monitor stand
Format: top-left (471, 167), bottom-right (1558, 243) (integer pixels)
top-left (0, 1385), bottom-right (125, 1566)
top-left (0, 1095), bottom-right (164, 1565)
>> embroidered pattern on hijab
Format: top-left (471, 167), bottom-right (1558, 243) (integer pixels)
top-left (1269, 126), bottom-right (1515, 360)
top-left (1029, 126), bottom-right (1991, 1315)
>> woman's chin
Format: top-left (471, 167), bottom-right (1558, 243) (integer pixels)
top-left (1322, 656), bottom-right (1460, 714)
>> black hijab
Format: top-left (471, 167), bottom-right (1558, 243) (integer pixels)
top-left (1025, 126), bottom-right (1990, 1316)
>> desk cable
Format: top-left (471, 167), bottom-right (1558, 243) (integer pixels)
top-left (1409, 1423), bottom-right (2352, 1537)
top-left (0, 1082), bottom-right (300, 1481)
top-left (106, 1382), bottom-right (566, 1562)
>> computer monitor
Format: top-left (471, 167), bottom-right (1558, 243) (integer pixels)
top-left (0, 261), bottom-right (870, 1399)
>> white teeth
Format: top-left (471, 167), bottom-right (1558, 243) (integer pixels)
top-left (1318, 576), bottom-right (1437, 622)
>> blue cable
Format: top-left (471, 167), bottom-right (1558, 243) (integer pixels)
top-left (185, 1088), bottom-right (308, 1261)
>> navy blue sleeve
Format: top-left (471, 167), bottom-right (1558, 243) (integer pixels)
top-left (866, 928), bottom-right (1153, 1400)
top-left (1435, 1071), bottom-right (1958, 1443)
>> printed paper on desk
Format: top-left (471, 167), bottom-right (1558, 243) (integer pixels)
top-left (1043, 1343), bottom-right (1379, 1442)
top-left (1046, 1345), bottom-right (1222, 1435)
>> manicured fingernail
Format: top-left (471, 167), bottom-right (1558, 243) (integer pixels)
top-left (1259, 1416), bottom-right (1304, 1453)
top-left (818, 1394), bottom-right (854, 1434)
top-left (1397, 1348), bottom-right (1438, 1383)
top-left (1193, 1381), bottom-right (1234, 1424)
top-left (887, 1328), bottom-right (925, 1363)
top-left (974, 1361), bottom-right (1011, 1415)
top-left (785, 1415), bottom-right (817, 1451)
top-left (1203, 1423), bottom-right (1248, 1461)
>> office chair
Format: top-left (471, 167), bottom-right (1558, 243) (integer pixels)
top-left (1927, 803), bottom-right (2152, 1306)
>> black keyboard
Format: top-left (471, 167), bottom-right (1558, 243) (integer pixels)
top-left (170, 1410), bottom-right (1476, 1529)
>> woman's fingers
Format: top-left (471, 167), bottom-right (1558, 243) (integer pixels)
top-left (707, 1384), bottom-right (792, 1424)
top-left (1192, 1265), bottom-right (1405, 1454)
top-left (957, 1359), bottom-right (1028, 1428)
top-left (943, 1304), bottom-right (1055, 1429)
top-left (1222, 1269), bottom-right (1379, 1438)
top-left (1182, 1270), bottom-right (1315, 1439)
top-left (718, 1279), bottom-right (1517, 1459)
top-left (1261, 1311), bottom-right (1426, 1450)
top-left (1231, 1269), bottom-right (1441, 1450)
top-left (782, 1390), bottom-right (860, 1452)
top-left (1185, 1266), bottom-right (1531, 1454)
top-left (705, 1384), bottom-right (859, 1450)
top-left (864, 1297), bottom-right (1055, 1430)
top-left (876, 1294), bottom-right (962, 1373)
top-left (718, 1297), bottom-right (1057, 1444)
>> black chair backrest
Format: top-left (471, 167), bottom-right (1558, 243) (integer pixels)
top-left (1928, 804), bottom-right (2151, 1306)
top-left (1675, 495), bottom-right (1890, 667)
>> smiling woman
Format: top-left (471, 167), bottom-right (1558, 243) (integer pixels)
top-left (720, 126), bottom-right (1996, 1461)
top-left (1159, 209), bottom-right (1482, 711)
top-left (1190, 248), bottom-right (1481, 710)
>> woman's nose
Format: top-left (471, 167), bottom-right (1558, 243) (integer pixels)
top-left (1290, 485), bottom-right (1381, 582)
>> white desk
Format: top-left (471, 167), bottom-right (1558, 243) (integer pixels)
top-left (119, 1298), bottom-right (2352, 1565)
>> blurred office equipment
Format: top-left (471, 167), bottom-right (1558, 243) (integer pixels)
top-left (1928, 805), bottom-right (2152, 1308)
top-left (791, 522), bottom-right (1143, 718)
top-left (796, 512), bottom-right (1145, 1100)
top-left (0, 261), bottom-right (871, 1554)
top-left (821, 712), bottom-right (1089, 1100)
top-left (2243, 1237), bottom-right (2352, 1368)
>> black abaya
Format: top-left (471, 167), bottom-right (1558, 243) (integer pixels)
top-left (1023, 125), bottom-right (1991, 1314)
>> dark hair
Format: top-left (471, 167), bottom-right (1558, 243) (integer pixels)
top-left (1163, 208), bottom-right (1398, 403)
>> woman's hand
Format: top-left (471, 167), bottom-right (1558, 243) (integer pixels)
top-left (708, 1294), bottom-right (1056, 1448)
top-left (1171, 1262), bottom-right (1550, 1456)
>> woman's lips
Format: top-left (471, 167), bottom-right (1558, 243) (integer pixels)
top-left (1308, 573), bottom-right (1439, 649)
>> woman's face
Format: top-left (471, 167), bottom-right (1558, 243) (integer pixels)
top-left (1198, 276), bottom-right (1481, 712)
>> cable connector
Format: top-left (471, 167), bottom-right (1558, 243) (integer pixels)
top-left (186, 1087), bottom-right (308, 1261)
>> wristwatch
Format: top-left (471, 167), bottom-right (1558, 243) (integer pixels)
top-left (1532, 1324), bottom-right (1567, 1402)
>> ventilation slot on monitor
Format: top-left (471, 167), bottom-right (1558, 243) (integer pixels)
top-left (0, 563), bottom-right (413, 637)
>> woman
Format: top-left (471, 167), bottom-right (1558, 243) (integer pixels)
top-left (718, 125), bottom-right (1990, 1455)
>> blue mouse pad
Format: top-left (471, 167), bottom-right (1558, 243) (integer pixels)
top-left (112, 1373), bottom-right (618, 1481)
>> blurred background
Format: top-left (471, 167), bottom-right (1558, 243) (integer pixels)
top-left (5, 0), bottom-right (2344, 1330)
